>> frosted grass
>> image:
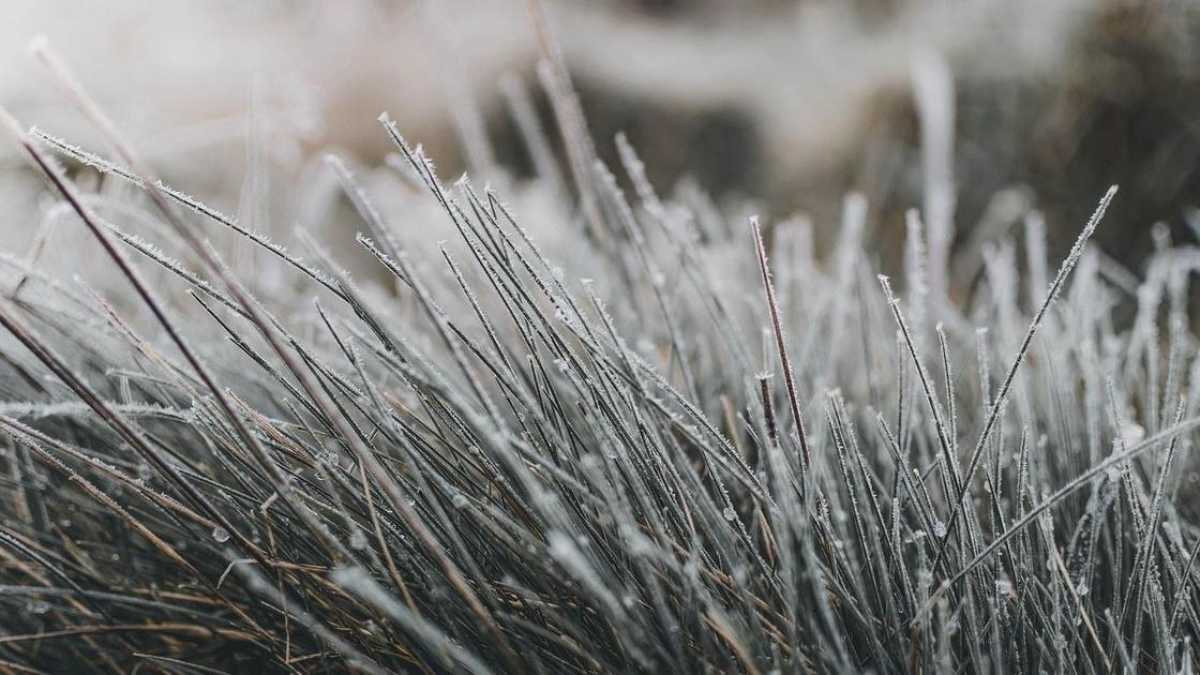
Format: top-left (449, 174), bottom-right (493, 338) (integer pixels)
top-left (0, 42), bottom-right (1197, 675)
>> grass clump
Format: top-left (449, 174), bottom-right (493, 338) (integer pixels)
top-left (1, 47), bottom-right (1200, 675)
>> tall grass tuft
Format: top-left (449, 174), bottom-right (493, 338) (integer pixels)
top-left (1, 46), bottom-right (1200, 674)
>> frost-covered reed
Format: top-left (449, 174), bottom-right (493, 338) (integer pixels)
top-left (1, 45), bottom-right (1199, 675)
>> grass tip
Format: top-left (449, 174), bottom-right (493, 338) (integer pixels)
top-left (27, 33), bottom-right (49, 56)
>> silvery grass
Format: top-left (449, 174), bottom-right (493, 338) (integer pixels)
top-left (1, 51), bottom-right (1200, 675)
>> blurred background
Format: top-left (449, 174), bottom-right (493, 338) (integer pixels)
top-left (2, 0), bottom-right (1199, 298)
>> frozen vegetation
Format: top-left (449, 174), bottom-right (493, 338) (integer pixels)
top-left (0, 35), bottom-right (1199, 675)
